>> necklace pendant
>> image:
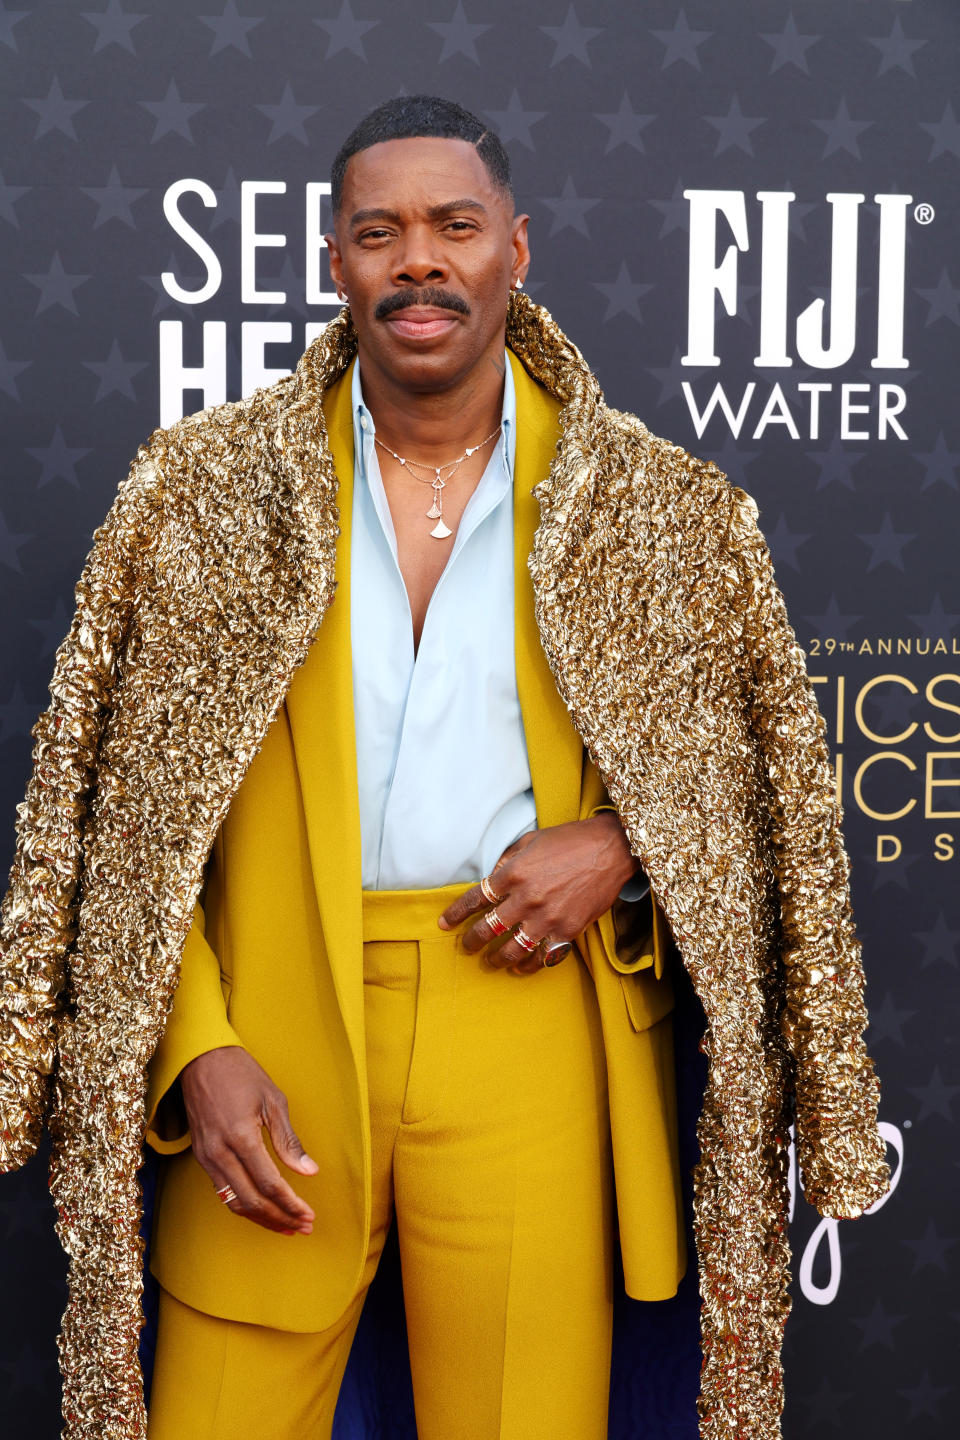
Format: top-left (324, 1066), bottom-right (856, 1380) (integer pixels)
top-left (430, 518), bottom-right (453, 539)
top-left (426, 501), bottom-right (442, 519)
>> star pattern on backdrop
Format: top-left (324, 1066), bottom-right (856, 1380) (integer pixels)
top-left (851, 1299), bottom-right (907, 1352)
top-left (0, 681), bottom-right (39, 741)
top-left (868, 849), bottom-right (921, 892)
top-left (0, 336), bottom-right (31, 398)
top-left (915, 267), bottom-right (960, 326)
top-left (80, 165), bottom-right (148, 229)
top-left (812, 99), bottom-right (873, 160)
top-left (651, 9), bottom-right (712, 71)
top-left (913, 432), bottom-right (959, 489)
top-left (802, 595), bottom-right (862, 641)
top-left (24, 76), bottom-right (88, 141)
top-left (80, 0), bottom-right (146, 55)
top-left (539, 176), bottom-right (600, 238)
top-left (704, 95), bottom-right (765, 157)
top-left (0, 168), bottom-right (29, 225)
top-left (199, 1), bottom-right (264, 58)
top-left (806, 435), bottom-right (867, 490)
top-left (0, 517), bottom-right (33, 574)
top-left (591, 262), bottom-right (652, 324)
top-left (540, 5), bottom-right (601, 67)
top-left (29, 598), bottom-right (71, 658)
top-left (647, 347), bottom-right (710, 406)
top-left (913, 912), bottom-right (960, 969)
top-left (483, 91), bottom-right (546, 151)
top-left (855, 512), bottom-right (916, 571)
top-left (648, 180), bottom-right (689, 238)
top-left (906, 1070), bottom-right (960, 1125)
top-left (919, 101), bottom-right (960, 162)
top-left (140, 79), bottom-right (205, 143)
top-left (759, 15), bottom-right (821, 74)
top-left (902, 1220), bottom-right (956, 1274)
top-left (908, 592), bottom-right (960, 636)
top-left (23, 252), bottom-right (91, 316)
top-left (865, 990), bottom-right (917, 1047)
top-left (82, 339), bottom-right (148, 401)
top-left (0, 2), bottom-right (28, 50)
top-left (896, 1371), bottom-right (953, 1423)
top-left (799, 1374), bottom-right (852, 1429)
top-left (428, 3), bottom-right (489, 64)
top-left (595, 93), bottom-right (654, 154)
top-left (867, 16), bottom-right (927, 76)
top-left (26, 426), bottom-right (91, 488)
top-left (212, 166), bottom-right (242, 228)
top-left (256, 83), bottom-right (320, 145)
top-left (315, 0), bottom-right (378, 59)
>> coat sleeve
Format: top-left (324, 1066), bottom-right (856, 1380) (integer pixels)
top-left (724, 485), bottom-right (890, 1218)
top-left (0, 449), bottom-right (164, 1173)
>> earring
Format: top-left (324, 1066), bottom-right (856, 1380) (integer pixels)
top-left (337, 288), bottom-right (347, 301)
top-left (514, 278), bottom-right (523, 289)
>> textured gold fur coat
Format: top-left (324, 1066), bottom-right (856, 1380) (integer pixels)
top-left (0, 295), bottom-right (888, 1438)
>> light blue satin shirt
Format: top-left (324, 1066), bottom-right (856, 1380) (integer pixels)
top-left (350, 356), bottom-right (538, 890)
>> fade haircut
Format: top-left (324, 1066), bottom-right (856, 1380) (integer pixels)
top-left (331, 94), bottom-right (513, 216)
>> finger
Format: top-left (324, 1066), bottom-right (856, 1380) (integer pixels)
top-left (459, 899), bottom-right (526, 955)
top-left (199, 1142), bottom-right (309, 1235)
top-left (437, 881), bottom-right (489, 931)
top-left (265, 1092), bottom-right (319, 1178)
top-left (229, 1131), bottom-right (316, 1232)
top-left (493, 931), bottom-right (543, 971)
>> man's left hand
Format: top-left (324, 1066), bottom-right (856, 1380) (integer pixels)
top-left (438, 812), bottom-right (640, 976)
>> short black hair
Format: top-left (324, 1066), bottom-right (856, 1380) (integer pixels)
top-left (331, 94), bottom-right (513, 216)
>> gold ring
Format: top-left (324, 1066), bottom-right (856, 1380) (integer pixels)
top-left (216, 1185), bottom-right (238, 1205)
top-left (480, 874), bottom-right (502, 905)
top-left (514, 926), bottom-right (539, 953)
top-left (486, 908), bottom-right (509, 937)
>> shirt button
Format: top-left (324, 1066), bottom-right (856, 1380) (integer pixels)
top-left (360, 415), bottom-right (368, 430)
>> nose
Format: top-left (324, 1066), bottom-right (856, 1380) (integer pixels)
top-left (391, 224), bottom-right (447, 289)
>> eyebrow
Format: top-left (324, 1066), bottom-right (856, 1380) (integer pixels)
top-left (348, 198), bottom-right (488, 228)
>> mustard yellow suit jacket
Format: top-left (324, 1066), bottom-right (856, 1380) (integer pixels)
top-left (145, 354), bottom-right (684, 1332)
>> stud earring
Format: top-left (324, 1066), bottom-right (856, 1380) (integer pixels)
top-left (514, 278), bottom-right (523, 289)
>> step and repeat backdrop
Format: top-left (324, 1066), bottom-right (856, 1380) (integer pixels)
top-left (1, 1), bottom-right (957, 1436)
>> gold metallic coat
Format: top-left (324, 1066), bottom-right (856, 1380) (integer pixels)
top-left (0, 295), bottom-right (888, 1438)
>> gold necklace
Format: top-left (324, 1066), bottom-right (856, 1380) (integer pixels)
top-left (374, 425), bottom-right (502, 539)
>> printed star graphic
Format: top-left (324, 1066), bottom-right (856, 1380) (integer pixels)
top-left (705, 94), bottom-right (765, 157)
top-left (760, 15), bottom-right (821, 74)
top-left (913, 912), bottom-right (960, 968)
top-left (24, 252), bottom-right (91, 316)
top-left (697, 435), bottom-right (760, 485)
top-left (866, 990), bottom-right (916, 1046)
top-left (81, 0), bottom-right (145, 54)
top-left (764, 514), bottom-right (812, 572)
top-left (914, 432), bottom-right (960, 489)
top-left (592, 262), bottom-right (652, 324)
top-left (0, 336), bottom-right (31, 397)
top-left (862, 681), bottom-right (916, 734)
top-left (429, 2), bottom-right (489, 63)
top-left (851, 1299), bottom-right (907, 1351)
top-left (541, 4), bottom-right (601, 66)
top-left (907, 1070), bottom-right (960, 1125)
top-left (920, 101), bottom-right (960, 162)
top-left (649, 180), bottom-right (689, 239)
top-left (539, 177), bottom-right (600, 238)
top-left (648, 348), bottom-right (710, 406)
top-left (813, 100), bottom-right (873, 160)
top-left (0, 682), bottom-right (39, 742)
top-left (904, 1219), bottom-right (957, 1272)
top-left (264, 256), bottom-right (310, 320)
top-left (0, 516), bottom-right (33, 574)
top-left (856, 512), bottom-right (915, 571)
top-left (212, 166), bottom-right (242, 229)
top-left (799, 1375), bottom-right (851, 1428)
top-left (24, 77), bottom-right (88, 141)
top-left (80, 165), bottom-right (148, 228)
top-left (257, 83), bottom-right (319, 145)
top-left (897, 1371), bottom-right (953, 1422)
top-left (868, 849), bottom-right (921, 891)
top-left (595, 93), bottom-right (654, 154)
top-left (26, 426), bottom-right (91, 487)
top-left (83, 340), bottom-right (148, 401)
top-left (315, 1), bottom-right (377, 60)
top-left (0, 168), bottom-right (29, 225)
top-left (652, 9), bottom-right (712, 71)
top-left (140, 80), bottom-right (206, 143)
top-left (916, 267), bottom-right (960, 326)
top-left (0, 2), bottom-right (29, 49)
top-left (806, 435), bottom-right (866, 491)
top-left (908, 593), bottom-right (960, 636)
top-left (199, 0), bottom-right (263, 57)
top-left (868, 16), bottom-right (927, 76)
top-left (484, 91), bottom-right (546, 151)
top-left (30, 598), bottom-right (72, 657)
top-left (803, 595), bottom-right (862, 641)
top-left (785, 194), bottom-right (818, 242)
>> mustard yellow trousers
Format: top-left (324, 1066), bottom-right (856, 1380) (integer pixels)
top-left (148, 885), bottom-right (617, 1439)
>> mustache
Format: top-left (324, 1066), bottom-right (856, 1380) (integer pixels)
top-left (374, 287), bottom-right (470, 320)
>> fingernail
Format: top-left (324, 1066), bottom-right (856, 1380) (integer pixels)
top-left (437, 916), bottom-right (449, 929)
top-left (301, 1154), bottom-right (319, 1173)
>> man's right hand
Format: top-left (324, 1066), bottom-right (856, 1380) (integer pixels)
top-left (179, 1046), bottom-right (318, 1236)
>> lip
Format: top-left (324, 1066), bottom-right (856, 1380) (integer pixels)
top-left (382, 307), bottom-right (462, 341)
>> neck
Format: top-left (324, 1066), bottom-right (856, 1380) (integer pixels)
top-left (356, 342), bottom-right (507, 463)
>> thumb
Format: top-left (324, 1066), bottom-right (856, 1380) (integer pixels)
top-left (266, 1094), bottom-right (319, 1175)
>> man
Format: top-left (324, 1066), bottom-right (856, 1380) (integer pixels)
top-left (0, 96), bottom-right (888, 1440)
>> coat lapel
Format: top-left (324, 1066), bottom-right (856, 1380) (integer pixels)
top-left (509, 352), bottom-right (584, 830)
top-left (283, 362), bottom-right (366, 1080)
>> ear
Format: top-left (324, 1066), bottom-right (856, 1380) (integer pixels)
top-left (510, 213), bottom-right (531, 288)
top-left (325, 231), bottom-right (345, 292)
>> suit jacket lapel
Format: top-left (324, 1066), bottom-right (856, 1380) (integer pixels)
top-left (284, 362), bottom-right (366, 1080)
top-left (509, 352), bottom-right (584, 830)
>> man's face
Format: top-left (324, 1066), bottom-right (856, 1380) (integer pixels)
top-left (326, 136), bottom-right (529, 395)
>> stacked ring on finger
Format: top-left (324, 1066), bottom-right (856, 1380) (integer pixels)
top-left (486, 908), bottom-right (509, 937)
top-left (216, 1185), bottom-right (238, 1205)
top-left (480, 874), bottom-right (502, 905)
top-left (514, 926), bottom-right (539, 953)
